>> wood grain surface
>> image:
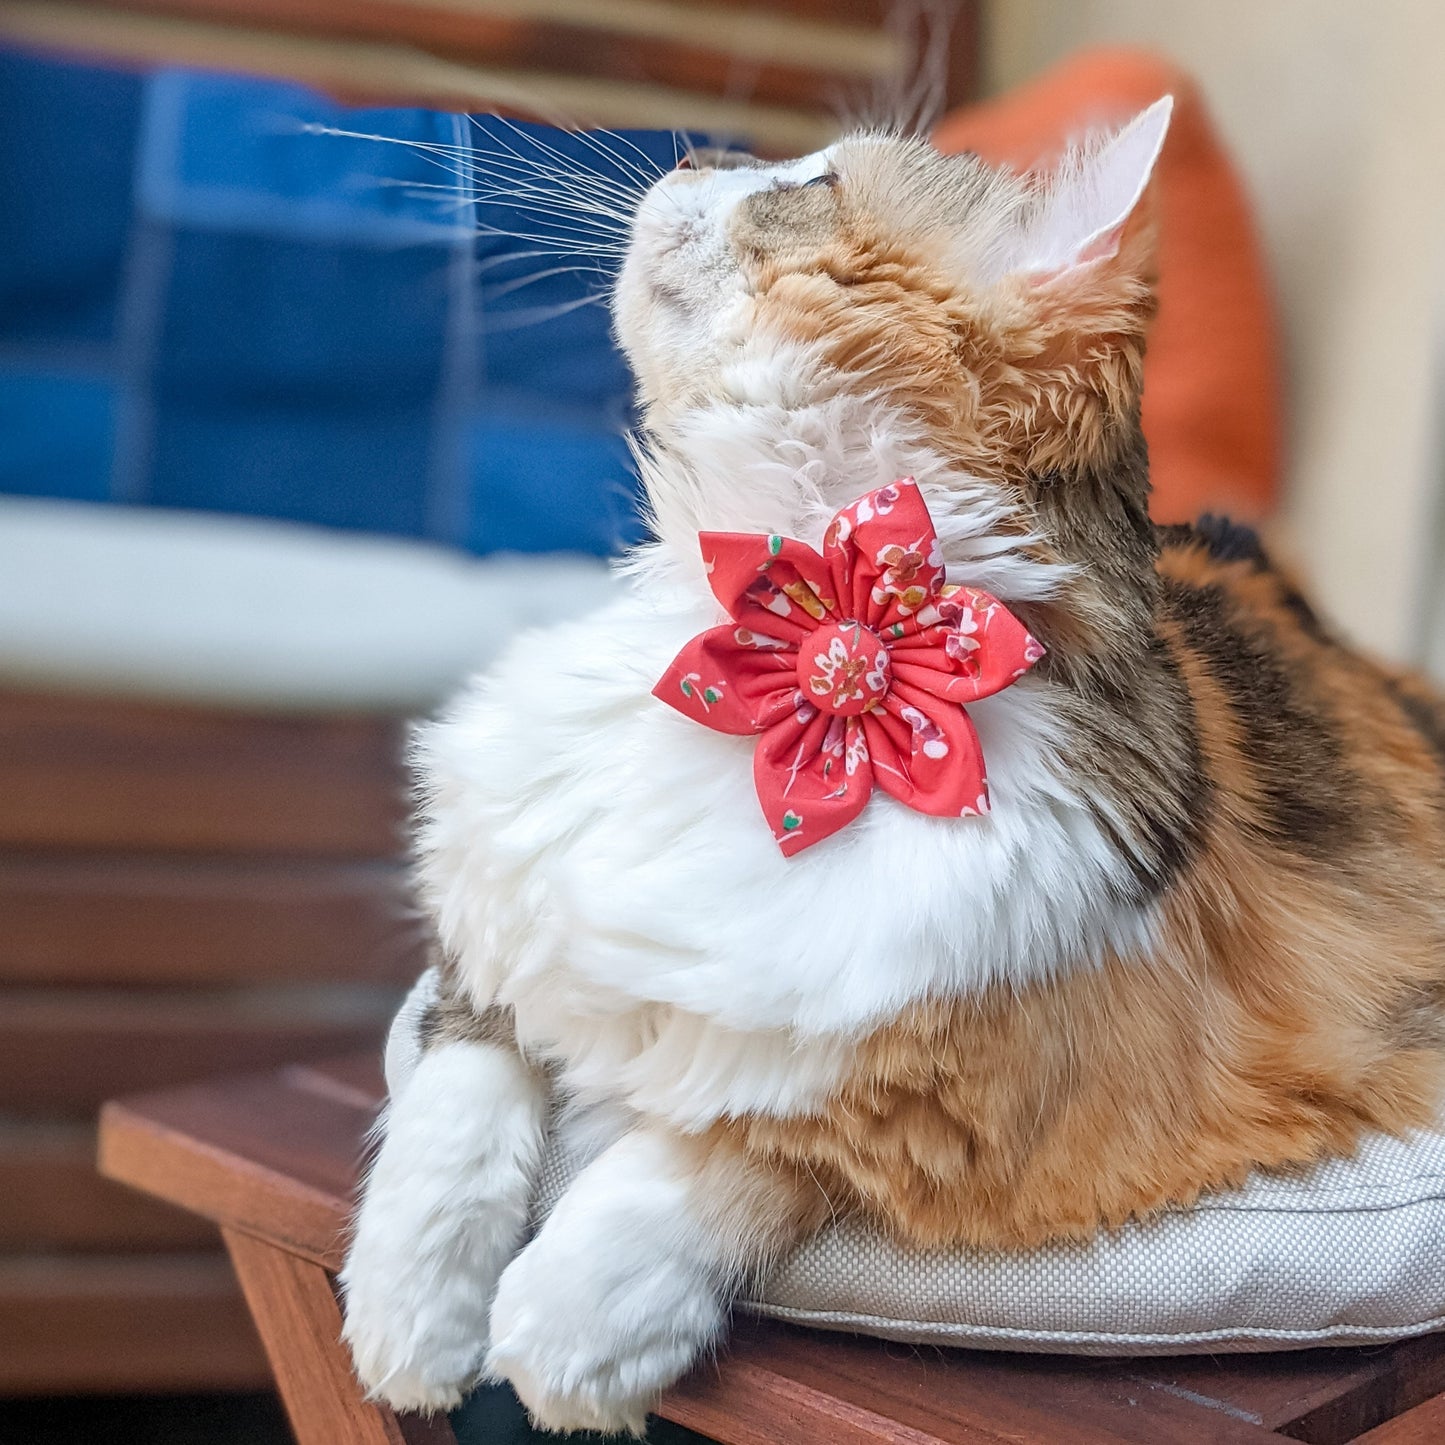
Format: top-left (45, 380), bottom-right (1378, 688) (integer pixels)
top-left (0, 1253), bottom-right (269, 1394)
top-left (0, 691), bottom-right (407, 857)
top-left (0, 854), bottom-right (424, 986)
top-left (0, 988), bottom-right (397, 1115)
top-left (224, 1227), bottom-right (452, 1444)
top-left (100, 1055), bottom-right (1445, 1444)
top-left (0, 0), bottom-right (979, 154)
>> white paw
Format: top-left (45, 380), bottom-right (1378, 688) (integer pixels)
top-left (340, 1233), bottom-right (495, 1413)
top-left (486, 1225), bottom-right (724, 1435)
top-left (339, 1040), bottom-right (547, 1413)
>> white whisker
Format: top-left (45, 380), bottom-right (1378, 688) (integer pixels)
top-left (474, 246), bottom-right (604, 274)
top-left (479, 291), bottom-right (607, 331)
top-left (473, 221), bottom-right (625, 258)
top-left (482, 263), bottom-right (611, 300)
top-left (471, 116), bottom-right (628, 202)
top-left (462, 182), bottom-right (633, 225)
top-left (468, 199), bottom-right (624, 234)
top-left (566, 124), bottom-right (667, 189)
top-left (305, 114), bottom-right (657, 285)
top-left (497, 114), bottom-right (662, 193)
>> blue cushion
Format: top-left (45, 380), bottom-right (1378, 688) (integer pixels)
top-left (0, 371), bottom-right (115, 501)
top-left (0, 53), bottom-right (141, 346)
top-left (0, 49), bottom-right (675, 556)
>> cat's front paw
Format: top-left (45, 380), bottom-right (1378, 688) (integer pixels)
top-left (341, 1223), bottom-right (498, 1413)
top-left (341, 1267), bottom-right (485, 1412)
top-left (340, 1039), bottom-right (548, 1413)
top-left (341, 1192), bottom-right (505, 1413)
top-left (486, 1221), bottom-right (724, 1434)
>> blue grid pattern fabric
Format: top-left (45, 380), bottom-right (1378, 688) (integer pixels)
top-left (0, 49), bottom-right (676, 556)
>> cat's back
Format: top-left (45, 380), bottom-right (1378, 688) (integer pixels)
top-left (725, 522), bottom-right (1445, 1252)
top-left (1154, 515), bottom-right (1445, 872)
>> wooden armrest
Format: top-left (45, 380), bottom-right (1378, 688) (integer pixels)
top-left (99, 1057), bottom-right (1445, 1444)
top-left (0, 0), bottom-right (979, 156)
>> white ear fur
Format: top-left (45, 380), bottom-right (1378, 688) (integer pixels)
top-left (1012, 95), bottom-right (1174, 277)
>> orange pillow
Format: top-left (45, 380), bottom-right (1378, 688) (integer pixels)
top-left (934, 49), bottom-right (1282, 524)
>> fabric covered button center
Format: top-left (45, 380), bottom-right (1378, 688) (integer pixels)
top-left (798, 619), bottom-right (890, 716)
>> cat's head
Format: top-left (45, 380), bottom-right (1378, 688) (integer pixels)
top-left (613, 101), bottom-right (1172, 543)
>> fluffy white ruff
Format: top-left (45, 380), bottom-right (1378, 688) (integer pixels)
top-left (340, 1040), bottom-right (547, 1412)
top-left (414, 400), bottom-right (1153, 1131)
top-left (488, 1129), bottom-right (730, 1435)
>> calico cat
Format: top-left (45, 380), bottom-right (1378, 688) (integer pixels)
top-left (341, 99), bottom-right (1445, 1432)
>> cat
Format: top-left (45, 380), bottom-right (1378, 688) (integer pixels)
top-left (340, 98), bottom-right (1445, 1433)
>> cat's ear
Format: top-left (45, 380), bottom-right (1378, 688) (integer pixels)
top-left (1006, 96), bottom-right (1173, 280)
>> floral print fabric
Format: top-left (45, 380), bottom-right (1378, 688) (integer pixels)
top-left (654, 479), bottom-right (1045, 855)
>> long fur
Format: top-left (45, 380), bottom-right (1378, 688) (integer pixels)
top-left (342, 114), bottom-right (1445, 1430)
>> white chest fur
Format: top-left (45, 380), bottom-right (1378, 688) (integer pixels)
top-left (412, 575), bottom-right (1152, 1131)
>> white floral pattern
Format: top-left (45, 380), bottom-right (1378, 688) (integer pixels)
top-left (654, 480), bottom-right (1045, 855)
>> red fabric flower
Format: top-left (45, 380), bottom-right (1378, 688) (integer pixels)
top-left (653, 479), bottom-right (1045, 855)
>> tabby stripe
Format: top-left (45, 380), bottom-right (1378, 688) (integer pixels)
top-left (1161, 577), bottom-right (1360, 861)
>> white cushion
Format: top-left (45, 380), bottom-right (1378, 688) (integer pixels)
top-left (0, 497), bottom-right (617, 711)
top-left (388, 969), bottom-right (1445, 1355)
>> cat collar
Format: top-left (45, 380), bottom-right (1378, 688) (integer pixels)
top-left (653, 479), bottom-right (1044, 855)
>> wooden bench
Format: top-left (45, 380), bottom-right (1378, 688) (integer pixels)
top-left (0, 693), bottom-right (422, 1395)
top-left (99, 1053), bottom-right (1445, 1444)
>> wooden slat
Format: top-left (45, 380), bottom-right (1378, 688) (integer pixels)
top-left (0, 2), bottom-right (845, 152)
top-left (0, 1119), bottom-right (218, 1251)
top-left (0, 691), bottom-right (406, 859)
top-left (1353, 1390), bottom-right (1445, 1443)
top-left (295, 1053), bottom-right (388, 1102)
top-left (99, 1065), bottom-right (380, 1268)
top-left (1127, 1337), bottom-right (1445, 1445)
top-left (84, 0), bottom-right (906, 93)
top-left (665, 1347), bottom-right (969, 1445)
top-left (668, 1323), bottom-right (1288, 1445)
top-left (0, 989), bottom-right (396, 1116)
top-left (290, 0), bottom-right (902, 74)
top-left (106, 1056), bottom-right (1445, 1444)
top-left (0, 1253), bottom-right (269, 1393)
top-left (97, 0), bottom-right (903, 74)
top-left (0, 855), bottom-right (424, 986)
top-left (224, 1227), bottom-right (454, 1445)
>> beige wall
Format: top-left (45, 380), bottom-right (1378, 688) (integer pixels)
top-left (985, 1), bottom-right (1445, 665)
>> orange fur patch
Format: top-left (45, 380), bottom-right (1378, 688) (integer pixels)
top-left (716, 537), bottom-right (1445, 1248)
top-left (742, 195), bottom-right (1157, 490)
top-left (705, 199), bottom-right (1445, 1245)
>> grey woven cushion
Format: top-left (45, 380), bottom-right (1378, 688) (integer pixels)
top-left (388, 969), bottom-right (1445, 1355)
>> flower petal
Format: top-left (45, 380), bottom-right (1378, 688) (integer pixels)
top-left (889, 585), bottom-right (1044, 704)
top-left (701, 531), bottom-right (837, 642)
top-left (653, 625), bottom-right (800, 736)
top-left (822, 478), bottom-right (946, 630)
top-left (866, 682), bottom-right (989, 818)
top-left (754, 709), bottom-right (873, 856)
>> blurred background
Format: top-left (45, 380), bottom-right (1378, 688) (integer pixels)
top-left (1, 0), bottom-right (1443, 1440)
